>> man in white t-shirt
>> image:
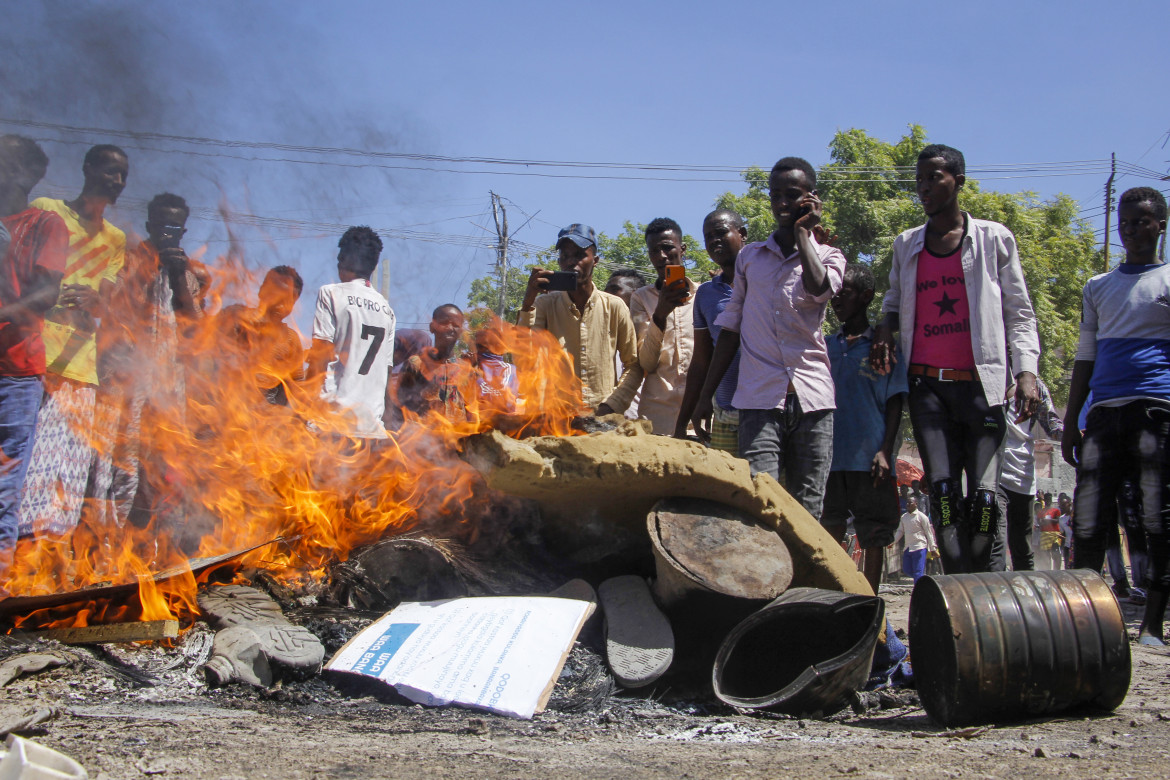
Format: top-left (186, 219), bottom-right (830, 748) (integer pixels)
top-left (308, 226), bottom-right (396, 437)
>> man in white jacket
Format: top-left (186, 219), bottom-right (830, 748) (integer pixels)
top-left (871, 143), bottom-right (1041, 575)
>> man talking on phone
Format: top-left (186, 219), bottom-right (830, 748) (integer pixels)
top-left (518, 223), bottom-right (638, 415)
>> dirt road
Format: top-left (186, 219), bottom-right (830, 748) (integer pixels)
top-left (4, 588), bottom-right (1168, 779)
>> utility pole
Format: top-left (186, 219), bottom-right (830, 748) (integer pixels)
top-left (490, 192), bottom-right (509, 316)
top-left (1103, 152), bottom-right (1116, 272)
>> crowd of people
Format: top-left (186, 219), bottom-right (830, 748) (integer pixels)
top-left (1, 137), bottom-right (1168, 647)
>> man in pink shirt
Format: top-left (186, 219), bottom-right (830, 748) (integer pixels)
top-left (694, 157), bottom-right (846, 518)
top-left (871, 144), bottom-right (1040, 574)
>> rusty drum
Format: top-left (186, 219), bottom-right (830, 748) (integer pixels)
top-left (910, 569), bottom-right (1131, 726)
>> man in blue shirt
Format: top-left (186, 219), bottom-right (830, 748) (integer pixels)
top-left (674, 209), bottom-right (747, 453)
top-left (823, 263), bottom-right (909, 592)
top-left (1063, 187), bottom-right (1170, 645)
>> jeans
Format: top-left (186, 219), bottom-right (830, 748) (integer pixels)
top-left (739, 394), bottom-right (833, 519)
top-left (1073, 401), bottom-right (1170, 592)
top-left (908, 375), bottom-right (1007, 574)
top-left (994, 487), bottom-right (1035, 571)
top-left (0, 375), bottom-right (44, 561)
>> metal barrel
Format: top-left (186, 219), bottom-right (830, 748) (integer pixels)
top-left (712, 587), bottom-right (885, 716)
top-left (909, 570), bottom-right (1131, 727)
top-left (648, 497), bottom-right (794, 670)
top-left (647, 497), bottom-right (793, 607)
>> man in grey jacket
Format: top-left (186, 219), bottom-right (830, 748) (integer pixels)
top-left (871, 143), bottom-right (1041, 574)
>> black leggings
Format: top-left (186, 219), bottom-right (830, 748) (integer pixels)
top-left (908, 375), bottom-right (1007, 574)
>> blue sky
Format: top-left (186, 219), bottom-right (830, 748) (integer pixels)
top-left (4, 0), bottom-right (1167, 333)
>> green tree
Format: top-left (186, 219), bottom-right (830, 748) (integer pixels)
top-left (594, 221), bottom-right (713, 287)
top-left (713, 125), bottom-right (1101, 403)
top-left (715, 167), bottom-right (775, 243)
top-left (466, 259), bottom-right (542, 323)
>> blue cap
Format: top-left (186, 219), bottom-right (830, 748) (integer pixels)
top-left (557, 223), bottom-right (597, 250)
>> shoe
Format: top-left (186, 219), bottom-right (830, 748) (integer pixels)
top-left (1129, 589), bottom-right (1148, 606)
top-left (598, 575), bottom-right (674, 688)
top-left (1112, 582), bottom-right (1131, 600)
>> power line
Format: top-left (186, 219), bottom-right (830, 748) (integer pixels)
top-left (6, 116), bottom-right (1166, 185)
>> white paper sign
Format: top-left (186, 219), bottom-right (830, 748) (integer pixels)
top-left (326, 596), bottom-right (593, 719)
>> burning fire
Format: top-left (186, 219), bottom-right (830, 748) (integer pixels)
top-left (3, 241), bottom-right (586, 630)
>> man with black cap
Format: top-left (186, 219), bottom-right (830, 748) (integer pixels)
top-left (518, 223), bottom-right (639, 413)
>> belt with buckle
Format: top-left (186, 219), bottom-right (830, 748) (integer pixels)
top-left (908, 364), bottom-right (976, 382)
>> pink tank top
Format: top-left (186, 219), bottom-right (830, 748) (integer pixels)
top-left (911, 247), bottom-right (975, 370)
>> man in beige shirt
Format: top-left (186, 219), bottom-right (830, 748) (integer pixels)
top-left (626, 218), bottom-right (695, 434)
top-left (518, 224), bottom-right (639, 412)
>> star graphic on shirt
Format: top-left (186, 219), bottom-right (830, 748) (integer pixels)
top-left (934, 291), bottom-right (959, 317)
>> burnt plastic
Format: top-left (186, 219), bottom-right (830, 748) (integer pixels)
top-left (712, 587), bottom-right (884, 715)
top-left (910, 569), bottom-right (1131, 727)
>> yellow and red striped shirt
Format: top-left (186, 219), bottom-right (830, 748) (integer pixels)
top-left (30, 198), bottom-right (125, 385)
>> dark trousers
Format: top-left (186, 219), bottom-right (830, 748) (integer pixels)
top-left (908, 375), bottom-right (1007, 574)
top-left (995, 486), bottom-right (1035, 571)
top-left (1073, 401), bottom-right (1170, 592)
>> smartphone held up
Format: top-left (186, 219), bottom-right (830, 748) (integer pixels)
top-left (546, 271), bottom-right (578, 291)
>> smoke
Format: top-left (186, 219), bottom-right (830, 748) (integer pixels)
top-left (2, 2), bottom-right (449, 329)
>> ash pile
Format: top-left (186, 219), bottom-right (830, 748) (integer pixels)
top-left (0, 426), bottom-right (1131, 753)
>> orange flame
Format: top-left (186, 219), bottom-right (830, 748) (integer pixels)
top-left (3, 243), bottom-right (585, 630)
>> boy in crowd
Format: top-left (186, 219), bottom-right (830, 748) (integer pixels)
top-left (21, 144), bottom-right (129, 540)
top-left (1057, 492), bottom-right (1073, 569)
top-left (1067, 185), bottom-right (1165, 636)
top-left (995, 374), bottom-right (1062, 571)
top-left (871, 144), bottom-right (1041, 574)
top-left (603, 269), bottom-right (645, 308)
top-left (217, 265), bottom-right (305, 404)
top-left (0, 135), bottom-right (67, 572)
top-left (695, 158), bottom-right (846, 518)
top-left (97, 193), bottom-right (208, 527)
top-left (603, 268), bottom-right (646, 421)
top-left (676, 209), bottom-right (748, 454)
top-left (892, 496), bottom-right (937, 583)
top-left (469, 321), bottom-right (520, 419)
top-left (821, 263), bottom-right (909, 592)
top-left (396, 304), bottom-right (472, 422)
top-left (518, 224), bottom-right (638, 415)
top-left (626, 218), bottom-right (695, 434)
top-left (1062, 188), bottom-right (1170, 643)
top-left (307, 226), bottom-right (395, 437)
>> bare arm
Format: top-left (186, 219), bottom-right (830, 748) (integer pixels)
top-left (674, 327), bottom-right (713, 438)
top-left (1061, 360), bottom-right (1093, 468)
top-left (306, 338), bottom-right (333, 382)
top-left (871, 392), bottom-right (905, 485)
top-left (794, 196), bottom-right (828, 296)
top-left (0, 267), bottom-right (63, 323)
top-left (691, 329), bottom-right (739, 443)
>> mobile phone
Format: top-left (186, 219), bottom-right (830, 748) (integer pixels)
top-left (547, 271), bottom-right (578, 291)
top-left (664, 265), bottom-right (685, 286)
top-left (156, 225), bottom-right (184, 251)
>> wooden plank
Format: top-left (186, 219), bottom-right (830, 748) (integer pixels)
top-left (27, 619), bottom-right (179, 645)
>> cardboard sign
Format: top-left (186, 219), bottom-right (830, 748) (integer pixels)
top-left (326, 596), bottom-right (593, 719)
